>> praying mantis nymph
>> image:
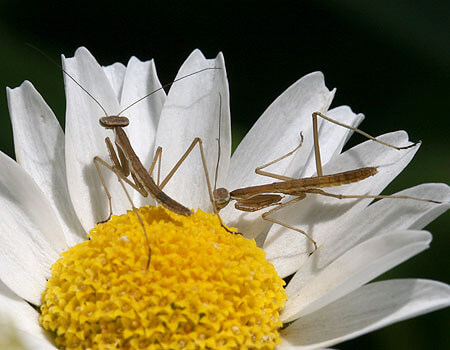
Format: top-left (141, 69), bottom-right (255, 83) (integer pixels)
top-left (211, 111), bottom-right (441, 252)
top-left (153, 103), bottom-right (442, 253)
top-left (60, 61), bottom-right (223, 267)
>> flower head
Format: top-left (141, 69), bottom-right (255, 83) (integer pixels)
top-left (40, 207), bottom-right (286, 349)
top-left (0, 47), bottom-right (449, 349)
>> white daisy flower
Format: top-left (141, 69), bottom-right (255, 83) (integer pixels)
top-left (1, 47), bottom-right (449, 349)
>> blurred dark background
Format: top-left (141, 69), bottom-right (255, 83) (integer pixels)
top-left (0, 1), bottom-right (448, 348)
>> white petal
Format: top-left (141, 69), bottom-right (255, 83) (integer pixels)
top-left (221, 72), bottom-right (335, 237)
top-left (7, 81), bottom-right (85, 246)
top-left (64, 47), bottom-right (130, 230)
top-left (264, 131), bottom-right (419, 277)
top-left (0, 281), bottom-right (49, 340)
top-left (268, 183), bottom-right (449, 278)
top-left (299, 106), bottom-right (364, 178)
top-left (282, 230), bottom-right (431, 322)
top-left (0, 151), bottom-right (67, 253)
top-left (257, 106), bottom-right (362, 243)
top-left (119, 57), bottom-right (166, 207)
top-left (309, 183), bottom-right (449, 271)
top-left (102, 62), bottom-right (126, 101)
top-left (228, 72), bottom-right (334, 189)
top-left (0, 152), bottom-right (66, 304)
top-left (0, 328), bottom-right (56, 350)
top-left (0, 204), bottom-right (48, 305)
top-left (155, 49), bottom-right (231, 211)
top-left (279, 279), bottom-right (450, 349)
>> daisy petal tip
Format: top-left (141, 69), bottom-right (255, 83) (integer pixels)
top-left (67, 46), bottom-right (97, 65)
top-left (413, 279), bottom-right (450, 309)
top-left (216, 51), bottom-right (225, 63)
top-left (302, 71), bottom-right (334, 98)
top-left (6, 80), bottom-right (31, 95)
top-left (310, 70), bottom-right (325, 79)
top-left (5, 86), bottom-right (14, 97)
top-left (335, 104), bottom-right (362, 117)
top-left (21, 80), bottom-right (34, 89)
top-left (73, 46), bottom-right (91, 56)
top-left (417, 231), bottom-right (432, 249)
top-left (148, 59), bottom-right (157, 72)
top-left (128, 55), bottom-right (140, 64)
top-left (188, 48), bottom-right (207, 61)
top-left (439, 183), bottom-right (450, 201)
top-left (5, 85), bottom-right (16, 94)
top-left (303, 71), bottom-right (325, 85)
top-left (128, 55), bottom-right (152, 66)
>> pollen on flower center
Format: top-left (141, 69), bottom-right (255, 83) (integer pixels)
top-left (40, 206), bottom-right (287, 349)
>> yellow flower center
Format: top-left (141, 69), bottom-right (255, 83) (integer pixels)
top-left (40, 206), bottom-right (287, 349)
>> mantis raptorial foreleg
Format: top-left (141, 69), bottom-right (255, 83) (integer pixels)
top-left (149, 137), bottom-right (239, 234)
top-left (150, 138), bottom-right (216, 211)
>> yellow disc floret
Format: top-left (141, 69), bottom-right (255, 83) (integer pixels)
top-left (40, 206), bottom-right (287, 349)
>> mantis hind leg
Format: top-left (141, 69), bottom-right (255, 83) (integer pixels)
top-left (311, 111), bottom-right (418, 176)
top-left (306, 188), bottom-right (440, 204)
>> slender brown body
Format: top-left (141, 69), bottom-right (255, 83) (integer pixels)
top-left (59, 66), bottom-right (218, 219)
top-left (211, 111), bottom-right (437, 252)
top-left (230, 167), bottom-right (378, 199)
top-left (95, 115), bottom-right (193, 268)
top-left (114, 127), bottom-right (192, 216)
top-left (97, 116), bottom-right (192, 217)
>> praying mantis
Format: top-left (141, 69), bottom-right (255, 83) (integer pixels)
top-left (153, 106), bottom-right (441, 253)
top-left (60, 61), bottom-right (222, 267)
top-left (211, 111), bottom-right (441, 251)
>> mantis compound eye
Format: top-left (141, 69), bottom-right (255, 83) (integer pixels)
top-left (213, 188), bottom-right (230, 210)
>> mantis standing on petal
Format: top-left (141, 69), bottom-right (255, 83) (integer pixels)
top-left (211, 111), bottom-right (441, 251)
top-left (153, 100), bottom-right (441, 252)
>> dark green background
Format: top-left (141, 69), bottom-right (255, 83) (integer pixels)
top-left (0, 1), bottom-right (448, 348)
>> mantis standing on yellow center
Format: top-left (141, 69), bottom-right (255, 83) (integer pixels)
top-left (61, 65), bottom-right (223, 267)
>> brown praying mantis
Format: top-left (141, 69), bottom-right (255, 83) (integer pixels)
top-left (212, 111), bottom-right (440, 251)
top-left (60, 64), bottom-right (224, 267)
top-left (152, 106), bottom-right (441, 253)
